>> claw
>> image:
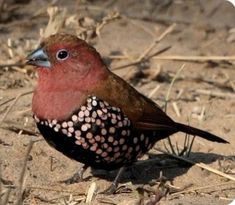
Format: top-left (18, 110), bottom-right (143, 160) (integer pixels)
top-left (100, 167), bottom-right (125, 195)
top-left (100, 182), bottom-right (118, 194)
top-left (61, 165), bottom-right (88, 184)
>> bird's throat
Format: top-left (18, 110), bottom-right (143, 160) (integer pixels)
top-left (32, 89), bottom-right (86, 120)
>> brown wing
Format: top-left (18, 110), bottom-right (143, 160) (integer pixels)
top-left (93, 72), bottom-right (178, 134)
top-left (92, 71), bottom-right (228, 143)
top-left (133, 93), bottom-right (178, 135)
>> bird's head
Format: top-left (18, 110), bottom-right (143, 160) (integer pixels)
top-left (27, 33), bottom-right (110, 119)
top-left (27, 33), bottom-right (108, 92)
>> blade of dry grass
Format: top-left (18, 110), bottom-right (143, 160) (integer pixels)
top-left (40, 6), bottom-right (67, 39)
top-left (0, 90), bottom-right (33, 123)
top-left (112, 46), bottom-right (171, 71)
top-left (148, 85), bottom-right (161, 98)
top-left (85, 182), bottom-right (97, 203)
top-left (171, 181), bottom-right (235, 196)
top-left (111, 18), bottom-right (174, 72)
top-left (155, 147), bottom-right (235, 182)
top-left (110, 55), bottom-right (235, 63)
top-left (164, 64), bottom-right (185, 154)
top-left (137, 23), bottom-right (176, 61)
top-left (195, 89), bottom-right (235, 99)
top-left (164, 64), bottom-right (185, 111)
top-left (172, 102), bottom-right (181, 117)
top-left (152, 55), bottom-right (235, 61)
top-left (0, 63), bottom-right (25, 69)
top-left (15, 140), bottom-right (35, 205)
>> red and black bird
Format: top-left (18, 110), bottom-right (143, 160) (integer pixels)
top-left (27, 33), bottom-right (228, 193)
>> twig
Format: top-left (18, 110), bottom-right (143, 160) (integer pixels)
top-left (109, 55), bottom-right (235, 62)
top-left (127, 15), bottom-right (192, 25)
top-left (148, 85), bottom-right (161, 99)
top-left (164, 64), bottom-right (185, 154)
top-left (137, 24), bottom-right (176, 61)
top-left (0, 124), bottom-right (39, 136)
top-left (164, 64), bottom-right (185, 111)
top-left (112, 46), bottom-right (171, 71)
top-left (85, 182), bottom-right (97, 203)
top-left (0, 90), bottom-right (33, 123)
top-left (112, 23), bottom-right (174, 74)
top-left (163, 141), bottom-right (174, 155)
top-left (186, 135), bottom-right (195, 157)
top-left (15, 140), bottom-right (35, 205)
top-left (127, 17), bottom-right (157, 37)
top-left (0, 97), bottom-right (16, 107)
top-left (152, 55), bottom-right (235, 61)
top-left (171, 181), bottom-right (235, 196)
top-left (195, 89), bottom-right (235, 99)
top-left (0, 63), bottom-right (25, 68)
top-left (40, 6), bottom-right (67, 39)
top-left (172, 102), bottom-right (181, 117)
top-left (221, 71), bottom-right (235, 92)
top-left (96, 11), bottom-right (120, 36)
top-left (155, 147), bottom-right (235, 182)
top-left (220, 197), bottom-right (234, 201)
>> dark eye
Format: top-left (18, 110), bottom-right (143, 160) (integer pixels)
top-left (56, 49), bottom-right (69, 60)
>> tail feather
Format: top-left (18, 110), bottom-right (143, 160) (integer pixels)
top-left (175, 122), bottom-right (228, 143)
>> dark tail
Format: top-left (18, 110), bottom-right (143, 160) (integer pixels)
top-left (175, 123), bottom-right (229, 143)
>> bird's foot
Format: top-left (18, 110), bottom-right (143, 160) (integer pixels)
top-left (100, 167), bottom-right (125, 194)
top-left (61, 165), bottom-right (88, 184)
top-left (100, 182), bottom-right (118, 195)
top-left (62, 172), bottom-right (83, 184)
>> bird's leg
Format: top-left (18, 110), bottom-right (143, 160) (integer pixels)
top-left (101, 166), bottom-right (125, 195)
top-left (62, 165), bottom-right (88, 184)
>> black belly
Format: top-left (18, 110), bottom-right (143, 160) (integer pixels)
top-left (34, 96), bottom-right (162, 171)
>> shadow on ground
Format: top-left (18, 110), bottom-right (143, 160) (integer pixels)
top-left (85, 152), bottom-right (232, 185)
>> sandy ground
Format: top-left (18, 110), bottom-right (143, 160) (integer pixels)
top-left (0, 0), bottom-right (235, 204)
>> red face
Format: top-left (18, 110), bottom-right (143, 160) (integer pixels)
top-left (27, 34), bottom-right (108, 92)
top-left (27, 34), bottom-right (109, 120)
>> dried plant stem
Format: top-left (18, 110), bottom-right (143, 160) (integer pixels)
top-left (137, 23), bottom-right (176, 61)
top-left (195, 89), bottom-right (235, 99)
top-left (171, 181), bottom-right (235, 196)
top-left (172, 102), bottom-right (181, 117)
top-left (0, 90), bottom-right (33, 123)
top-left (111, 55), bottom-right (235, 62)
top-left (164, 64), bottom-right (185, 154)
top-left (112, 18), bottom-right (174, 71)
top-left (148, 85), bottom-right (161, 98)
top-left (164, 64), bottom-right (185, 112)
top-left (0, 97), bottom-right (16, 107)
top-left (155, 147), bottom-right (235, 182)
top-left (112, 46), bottom-right (171, 71)
top-left (153, 55), bottom-right (235, 61)
top-left (15, 140), bottom-right (35, 205)
top-left (85, 182), bottom-right (97, 203)
top-left (0, 63), bottom-right (25, 69)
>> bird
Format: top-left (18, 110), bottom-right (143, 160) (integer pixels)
top-left (26, 33), bottom-right (228, 194)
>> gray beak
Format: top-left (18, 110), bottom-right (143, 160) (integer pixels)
top-left (26, 48), bottom-right (51, 68)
